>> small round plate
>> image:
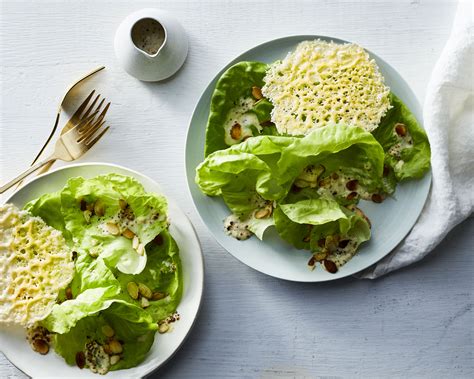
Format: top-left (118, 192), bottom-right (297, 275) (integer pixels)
top-left (185, 35), bottom-right (431, 282)
top-left (0, 163), bottom-right (204, 377)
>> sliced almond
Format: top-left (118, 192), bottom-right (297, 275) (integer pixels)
top-left (122, 228), bottom-right (135, 239)
top-left (394, 123), bottom-right (407, 137)
top-left (106, 222), bottom-right (120, 236)
top-left (126, 281), bottom-right (139, 300)
top-left (152, 291), bottom-right (166, 301)
top-left (119, 199), bottom-right (127, 210)
top-left (136, 243), bottom-right (145, 256)
top-left (93, 200), bottom-right (105, 217)
top-left (254, 207), bottom-right (271, 219)
top-left (140, 297), bottom-right (150, 308)
top-left (83, 210), bottom-right (92, 223)
top-left (138, 283), bottom-right (152, 299)
top-left (110, 355), bottom-right (121, 365)
top-left (158, 323), bottom-right (169, 334)
top-left (132, 235), bottom-right (140, 250)
top-left (251, 86), bottom-right (263, 100)
top-left (230, 123), bottom-right (242, 140)
top-left (101, 325), bottom-right (115, 338)
top-left (108, 340), bottom-right (123, 354)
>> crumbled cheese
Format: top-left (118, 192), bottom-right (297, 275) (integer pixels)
top-left (262, 40), bottom-right (391, 135)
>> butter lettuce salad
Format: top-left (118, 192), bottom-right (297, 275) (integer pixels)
top-left (1, 174), bottom-right (182, 375)
top-left (195, 39), bottom-right (430, 273)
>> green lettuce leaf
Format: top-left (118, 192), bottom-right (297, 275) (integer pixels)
top-left (196, 135), bottom-right (295, 212)
top-left (274, 188), bottom-right (370, 251)
top-left (60, 174), bottom-right (168, 274)
top-left (53, 301), bottom-right (157, 370)
top-left (115, 230), bottom-right (183, 323)
top-left (42, 253), bottom-right (121, 334)
top-left (24, 191), bottom-right (71, 241)
top-left (278, 124), bottom-right (385, 195)
top-left (372, 92), bottom-right (431, 181)
top-left (204, 61), bottom-right (276, 156)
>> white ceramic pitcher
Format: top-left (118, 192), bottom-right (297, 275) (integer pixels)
top-left (114, 8), bottom-right (188, 82)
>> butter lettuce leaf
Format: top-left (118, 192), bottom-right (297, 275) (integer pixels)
top-left (115, 230), bottom-right (183, 323)
top-left (60, 174), bottom-right (168, 274)
top-left (372, 92), bottom-right (431, 181)
top-left (205, 61), bottom-right (276, 156)
top-left (53, 302), bottom-right (157, 370)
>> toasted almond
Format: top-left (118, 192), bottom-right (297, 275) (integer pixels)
top-left (80, 199), bottom-right (87, 211)
top-left (138, 283), bottom-right (153, 299)
top-left (101, 325), bottom-right (115, 338)
top-left (158, 323), bottom-right (169, 334)
top-left (346, 191), bottom-right (358, 201)
top-left (136, 243), bottom-right (145, 256)
top-left (76, 351), bottom-right (86, 369)
top-left (122, 228), bottom-right (135, 239)
top-left (371, 193), bottom-right (384, 203)
top-left (323, 259), bottom-right (338, 274)
top-left (126, 281), bottom-right (139, 300)
top-left (230, 123), bottom-right (242, 140)
top-left (346, 180), bottom-right (358, 191)
top-left (65, 287), bottom-right (73, 300)
top-left (110, 355), bottom-right (121, 365)
top-left (132, 235), bottom-right (139, 250)
top-left (140, 297), bottom-right (150, 308)
top-left (307, 256), bottom-right (316, 271)
top-left (251, 86), bottom-right (263, 100)
top-left (255, 208), bottom-right (271, 219)
top-left (33, 339), bottom-right (49, 355)
top-left (103, 343), bottom-right (112, 355)
top-left (93, 200), bottom-right (105, 217)
top-left (83, 210), bottom-right (92, 223)
top-left (86, 202), bottom-right (94, 212)
top-left (108, 340), bottom-right (123, 354)
top-left (119, 199), bottom-right (127, 210)
top-left (152, 291), bottom-right (166, 301)
top-left (395, 123), bottom-right (407, 137)
top-left (106, 222), bottom-right (120, 236)
top-left (338, 239), bottom-right (350, 249)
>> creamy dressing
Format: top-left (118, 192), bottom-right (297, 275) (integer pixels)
top-left (131, 18), bottom-right (166, 56)
top-left (388, 128), bottom-right (413, 158)
top-left (224, 214), bottom-right (253, 241)
top-left (326, 239), bottom-right (359, 268)
top-left (316, 170), bottom-right (373, 201)
top-left (224, 97), bottom-right (261, 146)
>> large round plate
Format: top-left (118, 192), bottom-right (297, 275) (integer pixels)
top-left (185, 35), bottom-right (431, 282)
top-left (0, 163), bottom-right (204, 377)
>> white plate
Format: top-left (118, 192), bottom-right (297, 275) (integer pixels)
top-left (185, 35), bottom-right (431, 282)
top-left (0, 163), bottom-right (204, 378)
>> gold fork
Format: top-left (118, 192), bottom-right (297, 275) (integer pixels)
top-left (0, 113), bottom-right (109, 193)
top-left (36, 89), bottom-right (111, 175)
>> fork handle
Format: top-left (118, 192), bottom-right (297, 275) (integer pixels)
top-left (0, 156), bottom-right (55, 194)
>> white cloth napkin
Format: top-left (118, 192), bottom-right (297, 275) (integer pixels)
top-left (360, 0), bottom-right (474, 279)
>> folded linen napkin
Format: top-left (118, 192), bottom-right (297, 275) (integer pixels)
top-left (359, 0), bottom-right (474, 278)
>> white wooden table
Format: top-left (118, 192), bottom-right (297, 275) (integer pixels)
top-left (1, 0), bottom-right (472, 377)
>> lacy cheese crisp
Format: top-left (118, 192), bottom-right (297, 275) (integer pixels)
top-left (262, 40), bottom-right (391, 135)
top-left (0, 204), bottom-right (74, 326)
